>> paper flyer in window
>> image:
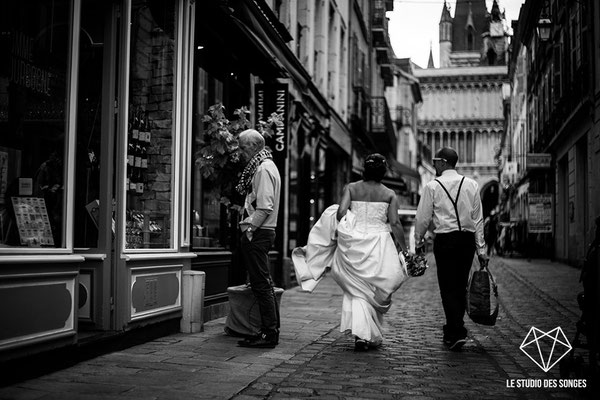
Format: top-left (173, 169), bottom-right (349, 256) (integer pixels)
top-left (11, 196), bottom-right (54, 246)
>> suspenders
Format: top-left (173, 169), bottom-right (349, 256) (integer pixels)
top-left (434, 176), bottom-right (466, 232)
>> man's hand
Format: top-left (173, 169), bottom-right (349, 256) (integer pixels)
top-left (478, 253), bottom-right (489, 269)
top-left (245, 225), bottom-right (257, 242)
top-left (415, 243), bottom-right (425, 256)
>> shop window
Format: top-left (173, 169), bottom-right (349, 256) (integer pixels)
top-left (125, 0), bottom-right (178, 249)
top-left (0, 0), bottom-right (72, 249)
top-left (74, 0), bottom-right (108, 249)
top-left (191, 68), bottom-right (230, 250)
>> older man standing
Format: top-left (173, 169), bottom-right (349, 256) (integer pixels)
top-left (235, 129), bottom-right (281, 348)
top-left (414, 147), bottom-right (488, 351)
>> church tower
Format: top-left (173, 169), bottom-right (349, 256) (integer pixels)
top-left (481, 0), bottom-right (509, 65)
top-left (438, 1), bottom-right (452, 68)
top-left (437, 0), bottom-right (507, 67)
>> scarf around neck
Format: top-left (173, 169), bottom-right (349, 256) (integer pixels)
top-left (236, 148), bottom-right (272, 196)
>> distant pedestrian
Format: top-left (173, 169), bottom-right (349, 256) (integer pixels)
top-left (235, 129), bottom-right (281, 349)
top-left (414, 147), bottom-right (488, 351)
top-left (292, 153), bottom-right (409, 351)
top-left (484, 210), bottom-right (498, 256)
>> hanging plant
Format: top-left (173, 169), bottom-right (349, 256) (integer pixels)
top-left (195, 103), bottom-right (283, 207)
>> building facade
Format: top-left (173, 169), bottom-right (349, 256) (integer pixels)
top-left (385, 58), bottom-right (422, 251)
top-left (499, 0), bottom-right (600, 263)
top-left (414, 0), bottom-right (510, 218)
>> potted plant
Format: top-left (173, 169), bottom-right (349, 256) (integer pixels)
top-left (195, 103), bottom-right (283, 208)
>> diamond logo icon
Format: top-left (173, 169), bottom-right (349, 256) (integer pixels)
top-left (520, 327), bottom-right (572, 372)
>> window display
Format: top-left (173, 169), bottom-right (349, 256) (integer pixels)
top-left (125, 0), bottom-right (178, 250)
top-left (0, 0), bottom-right (71, 249)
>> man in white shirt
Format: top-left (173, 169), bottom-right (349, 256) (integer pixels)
top-left (414, 147), bottom-right (488, 351)
top-left (235, 129), bottom-right (281, 348)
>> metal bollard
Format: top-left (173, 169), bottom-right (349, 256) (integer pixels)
top-left (180, 270), bottom-right (206, 333)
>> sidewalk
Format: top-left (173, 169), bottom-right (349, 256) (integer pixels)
top-left (0, 255), bottom-right (592, 400)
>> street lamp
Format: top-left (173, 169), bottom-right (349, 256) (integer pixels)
top-left (537, 17), bottom-right (552, 41)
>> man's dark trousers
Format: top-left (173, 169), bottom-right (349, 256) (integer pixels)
top-left (240, 228), bottom-right (280, 337)
top-left (433, 231), bottom-right (476, 342)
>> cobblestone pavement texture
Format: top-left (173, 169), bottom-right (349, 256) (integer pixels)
top-left (0, 255), bottom-right (594, 400)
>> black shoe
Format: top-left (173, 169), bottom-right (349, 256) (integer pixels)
top-left (238, 332), bottom-right (278, 348)
top-left (354, 338), bottom-right (369, 352)
top-left (448, 337), bottom-right (467, 351)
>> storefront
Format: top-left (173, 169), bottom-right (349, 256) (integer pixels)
top-left (1, 0), bottom-right (197, 360)
top-left (188, 0), bottom-right (337, 314)
top-left (0, 0), bottom-right (355, 359)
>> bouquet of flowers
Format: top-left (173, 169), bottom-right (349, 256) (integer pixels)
top-left (401, 250), bottom-right (429, 277)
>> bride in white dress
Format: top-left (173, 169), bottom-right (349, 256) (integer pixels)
top-left (292, 154), bottom-right (409, 351)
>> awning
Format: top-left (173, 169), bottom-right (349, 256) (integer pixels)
top-left (389, 159), bottom-right (421, 181)
top-left (228, 15), bottom-right (288, 77)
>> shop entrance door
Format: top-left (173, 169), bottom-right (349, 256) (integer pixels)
top-left (74, 1), bottom-right (123, 334)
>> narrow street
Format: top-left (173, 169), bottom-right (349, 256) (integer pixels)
top-left (0, 255), bottom-right (592, 400)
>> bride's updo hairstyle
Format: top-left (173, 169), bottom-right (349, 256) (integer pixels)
top-left (363, 153), bottom-right (387, 182)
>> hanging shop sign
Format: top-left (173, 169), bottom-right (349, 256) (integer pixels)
top-left (502, 161), bottom-right (518, 184)
top-left (255, 82), bottom-right (289, 166)
top-left (526, 153), bottom-right (552, 170)
top-left (371, 97), bottom-right (385, 133)
top-left (528, 194), bottom-right (553, 233)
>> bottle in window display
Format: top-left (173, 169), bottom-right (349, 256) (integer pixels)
top-left (132, 110), bottom-right (140, 143)
top-left (134, 136), bottom-right (142, 170)
top-left (134, 167), bottom-right (144, 194)
top-left (140, 112), bottom-right (150, 169)
top-left (140, 134), bottom-right (148, 170)
top-left (128, 108), bottom-right (140, 192)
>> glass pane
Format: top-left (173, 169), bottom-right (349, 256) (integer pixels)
top-left (191, 69), bottom-right (229, 250)
top-left (0, 0), bottom-right (71, 249)
top-left (74, 0), bottom-right (109, 248)
top-left (125, 0), bottom-right (177, 249)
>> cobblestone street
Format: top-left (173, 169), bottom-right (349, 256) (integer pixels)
top-left (234, 255), bottom-right (587, 400)
top-left (0, 256), bottom-right (593, 400)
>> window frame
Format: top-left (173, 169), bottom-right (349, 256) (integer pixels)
top-left (118, 0), bottom-right (186, 255)
top-left (0, 0), bottom-right (81, 255)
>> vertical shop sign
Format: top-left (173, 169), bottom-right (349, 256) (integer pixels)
top-left (255, 83), bottom-right (289, 260)
top-left (528, 194), bottom-right (553, 233)
top-left (255, 83), bottom-right (289, 166)
top-left (371, 97), bottom-right (385, 133)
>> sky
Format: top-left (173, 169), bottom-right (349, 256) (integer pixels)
top-left (388, 0), bottom-right (527, 69)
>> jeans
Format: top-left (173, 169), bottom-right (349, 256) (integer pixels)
top-left (240, 228), bottom-right (279, 336)
top-left (433, 231), bottom-right (476, 341)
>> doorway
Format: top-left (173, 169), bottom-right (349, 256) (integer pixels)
top-left (481, 180), bottom-right (500, 218)
top-left (74, 0), bottom-right (122, 333)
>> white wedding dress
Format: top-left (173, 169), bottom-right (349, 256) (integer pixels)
top-left (292, 202), bottom-right (408, 345)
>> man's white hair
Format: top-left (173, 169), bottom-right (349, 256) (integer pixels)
top-left (239, 129), bottom-right (265, 150)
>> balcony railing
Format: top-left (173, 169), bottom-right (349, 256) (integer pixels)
top-left (371, 96), bottom-right (396, 153)
top-left (351, 87), bottom-right (371, 136)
